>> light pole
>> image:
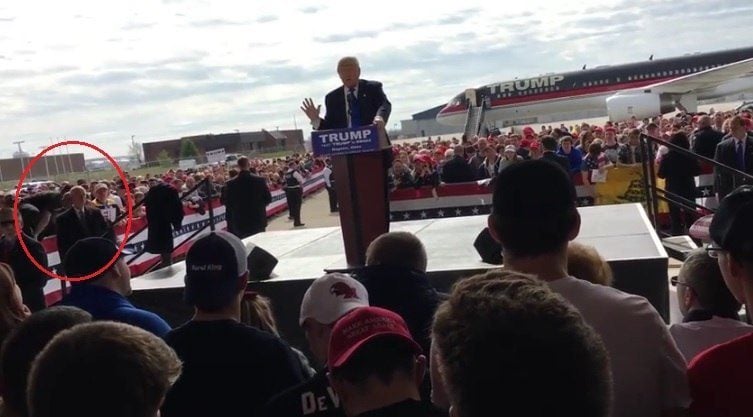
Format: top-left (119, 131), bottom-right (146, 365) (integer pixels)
top-left (65, 141), bottom-right (74, 174)
top-left (40, 146), bottom-right (50, 179)
top-left (50, 138), bottom-right (60, 175)
top-left (12, 140), bottom-right (28, 181)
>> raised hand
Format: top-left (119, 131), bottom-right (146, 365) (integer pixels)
top-left (300, 98), bottom-right (321, 123)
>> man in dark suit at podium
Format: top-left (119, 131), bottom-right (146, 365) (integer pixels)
top-left (301, 56), bottom-right (391, 132)
top-left (301, 57), bottom-right (393, 260)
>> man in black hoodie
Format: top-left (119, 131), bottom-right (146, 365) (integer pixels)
top-left (354, 232), bottom-right (445, 402)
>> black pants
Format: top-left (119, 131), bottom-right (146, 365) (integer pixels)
top-left (286, 187), bottom-right (303, 226)
top-left (326, 185), bottom-right (338, 212)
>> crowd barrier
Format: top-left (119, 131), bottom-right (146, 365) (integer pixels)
top-left (388, 164), bottom-right (714, 221)
top-left (40, 171), bottom-right (326, 283)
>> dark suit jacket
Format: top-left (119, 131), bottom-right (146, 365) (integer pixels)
top-left (144, 184), bottom-right (184, 254)
top-left (692, 126), bottom-right (725, 160)
top-left (714, 134), bottom-right (753, 199)
top-left (0, 234), bottom-right (48, 311)
top-left (318, 79), bottom-right (391, 130)
top-left (224, 170), bottom-right (272, 238)
top-left (441, 156), bottom-right (476, 183)
top-left (542, 151), bottom-right (571, 173)
top-left (55, 206), bottom-right (116, 264)
top-left (658, 151), bottom-right (701, 199)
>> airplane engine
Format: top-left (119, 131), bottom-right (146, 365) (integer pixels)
top-left (606, 92), bottom-right (675, 121)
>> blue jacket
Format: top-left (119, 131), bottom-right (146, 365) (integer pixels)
top-left (60, 284), bottom-right (171, 337)
top-left (557, 147), bottom-right (584, 174)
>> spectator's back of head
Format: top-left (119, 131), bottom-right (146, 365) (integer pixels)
top-left (710, 186), bottom-right (753, 305)
top-left (540, 135), bottom-right (558, 151)
top-left (567, 242), bottom-right (613, 286)
top-left (432, 270), bottom-right (611, 417)
top-left (366, 232), bottom-right (428, 272)
top-left (237, 156), bottom-right (249, 170)
top-left (240, 292), bottom-right (279, 336)
top-left (328, 307), bottom-right (424, 413)
top-left (678, 248), bottom-right (740, 319)
top-left (184, 231), bottom-right (249, 312)
top-left (490, 160), bottom-right (579, 258)
top-left (698, 115), bottom-right (712, 128)
top-left (0, 306), bottom-right (92, 417)
top-left (299, 273), bottom-right (368, 365)
top-left (28, 322), bottom-right (182, 417)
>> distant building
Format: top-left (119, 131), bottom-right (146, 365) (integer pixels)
top-left (142, 129), bottom-right (305, 164)
top-left (400, 105), bottom-right (462, 138)
top-left (0, 154), bottom-right (85, 182)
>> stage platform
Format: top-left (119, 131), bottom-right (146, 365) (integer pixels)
top-left (130, 203), bottom-right (669, 351)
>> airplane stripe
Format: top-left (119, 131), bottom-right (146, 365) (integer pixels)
top-left (441, 76), bottom-right (677, 116)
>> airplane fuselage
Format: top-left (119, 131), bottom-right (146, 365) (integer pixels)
top-left (437, 46), bottom-right (753, 125)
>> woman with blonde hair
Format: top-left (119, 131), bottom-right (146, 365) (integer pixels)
top-left (0, 263), bottom-right (30, 345)
top-left (240, 292), bottom-right (315, 377)
top-left (567, 242), bottom-right (613, 286)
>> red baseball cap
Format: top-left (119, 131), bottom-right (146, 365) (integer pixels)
top-left (328, 307), bottom-right (422, 370)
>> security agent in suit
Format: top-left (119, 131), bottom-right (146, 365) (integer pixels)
top-left (284, 161), bottom-right (306, 227)
top-left (714, 116), bottom-right (753, 200)
top-left (55, 186), bottom-right (116, 274)
top-left (322, 159), bottom-right (338, 213)
top-left (0, 208), bottom-right (48, 312)
top-left (301, 56), bottom-right (392, 222)
top-left (224, 156), bottom-right (273, 239)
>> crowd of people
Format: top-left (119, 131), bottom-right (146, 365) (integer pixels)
top-left (0, 100), bottom-right (752, 416)
top-left (0, 157), bottom-right (752, 416)
top-left (388, 107), bottom-right (753, 235)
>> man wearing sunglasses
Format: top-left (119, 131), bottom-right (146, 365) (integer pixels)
top-left (688, 185), bottom-right (753, 417)
top-left (668, 248), bottom-right (752, 362)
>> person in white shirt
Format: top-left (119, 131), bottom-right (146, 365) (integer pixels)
top-left (669, 248), bottom-right (752, 362)
top-left (322, 159), bottom-right (338, 213)
top-left (486, 159), bottom-right (690, 417)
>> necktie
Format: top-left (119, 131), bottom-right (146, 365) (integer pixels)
top-left (736, 141), bottom-right (745, 170)
top-left (347, 88), bottom-right (361, 128)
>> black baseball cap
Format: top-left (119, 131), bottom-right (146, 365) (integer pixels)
top-left (492, 159), bottom-right (576, 219)
top-left (710, 185), bottom-right (753, 260)
top-left (63, 237), bottom-right (133, 280)
top-left (184, 231), bottom-right (248, 311)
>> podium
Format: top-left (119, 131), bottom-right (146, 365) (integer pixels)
top-left (312, 125), bottom-right (390, 266)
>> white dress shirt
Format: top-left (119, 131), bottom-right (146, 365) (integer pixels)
top-left (670, 316), bottom-right (753, 362)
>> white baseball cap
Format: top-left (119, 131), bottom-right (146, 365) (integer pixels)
top-left (299, 273), bottom-right (369, 326)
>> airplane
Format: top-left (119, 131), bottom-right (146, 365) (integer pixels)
top-left (436, 46), bottom-right (753, 125)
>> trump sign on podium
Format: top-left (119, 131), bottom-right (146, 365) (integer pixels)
top-left (311, 125), bottom-right (380, 157)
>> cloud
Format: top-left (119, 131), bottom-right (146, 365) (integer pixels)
top-left (315, 30), bottom-right (380, 43)
top-left (188, 18), bottom-right (245, 28)
top-left (436, 8), bottom-right (480, 25)
top-left (121, 21), bottom-right (156, 30)
top-left (300, 6), bottom-right (324, 14)
top-left (256, 15), bottom-right (278, 23)
top-left (3, 0), bottom-right (753, 158)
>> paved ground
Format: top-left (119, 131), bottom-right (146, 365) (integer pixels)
top-left (267, 188), bottom-right (341, 231)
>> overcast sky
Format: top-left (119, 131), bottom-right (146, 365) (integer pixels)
top-left (2, 0), bottom-right (752, 159)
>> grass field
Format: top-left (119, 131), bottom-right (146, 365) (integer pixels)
top-left (2, 149), bottom-right (300, 191)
